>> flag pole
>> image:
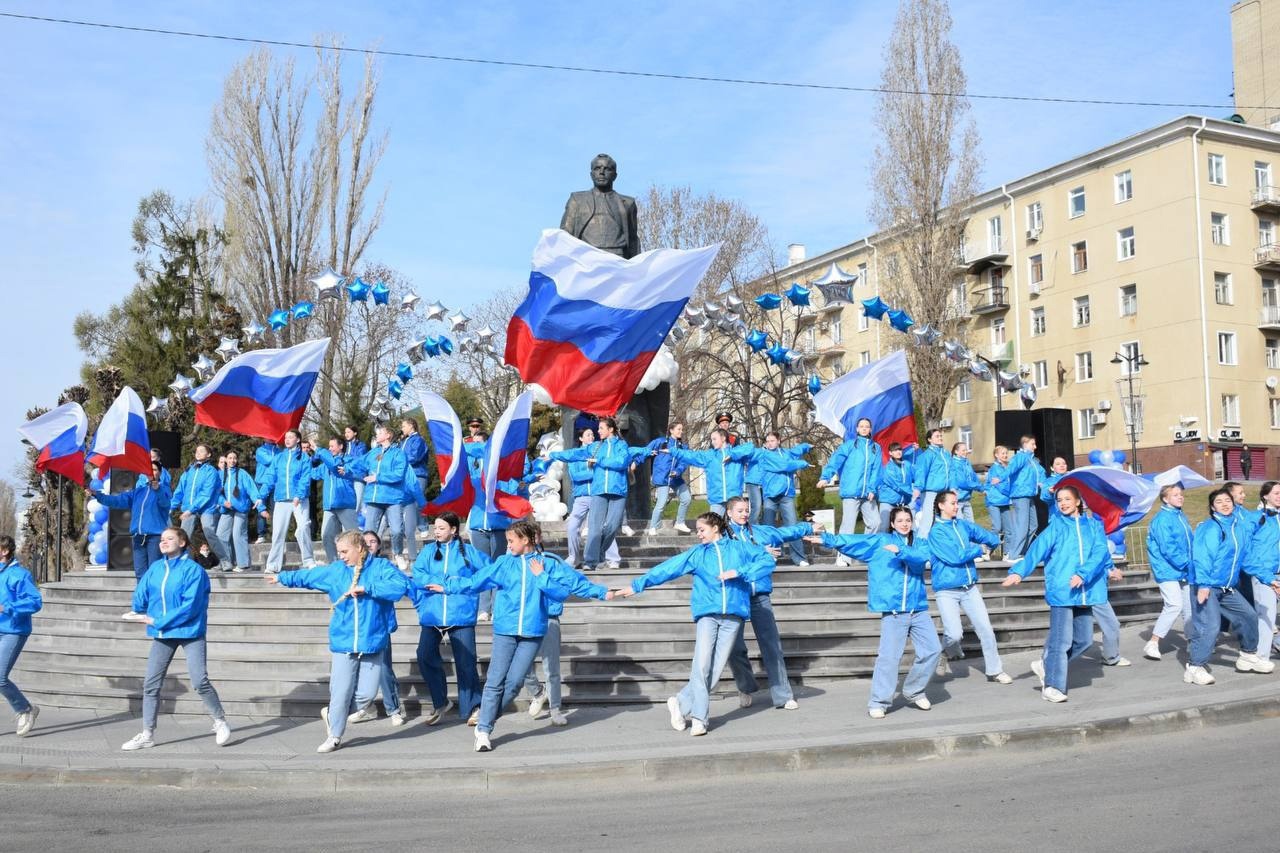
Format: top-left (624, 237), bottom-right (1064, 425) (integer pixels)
top-left (55, 473), bottom-right (64, 582)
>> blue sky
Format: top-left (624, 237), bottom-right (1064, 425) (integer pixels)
top-left (0, 0), bottom-right (1236, 486)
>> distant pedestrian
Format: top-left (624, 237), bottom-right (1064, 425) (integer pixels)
top-left (1241, 446), bottom-right (1254, 481)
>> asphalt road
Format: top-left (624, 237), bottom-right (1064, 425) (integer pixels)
top-left (2, 719), bottom-right (1273, 852)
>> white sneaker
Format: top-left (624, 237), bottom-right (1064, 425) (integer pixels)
top-left (320, 706), bottom-right (332, 735)
top-left (738, 691), bottom-right (753, 708)
top-left (690, 719), bottom-right (708, 736)
top-left (782, 699), bottom-right (799, 711)
top-left (415, 529), bottom-right (430, 541)
top-left (674, 523), bottom-right (692, 533)
top-left (528, 690), bottom-right (548, 718)
top-left (549, 709), bottom-right (568, 727)
top-left (989, 672), bottom-right (1014, 684)
top-left (1143, 640), bottom-right (1162, 661)
top-left (620, 525), bottom-right (636, 537)
top-left (666, 696), bottom-right (686, 731)
top-left (911, 695), bottom-right (932, 711)
top-left (1030, 659), bottom-right (1045, 688)
top-left (14, 705), bottom-right (38, 737)
top-left (1184, 664), bottom-right (1216, 685)
top-left (936, 657), bottom-right (952, 677)
top-left (836, 556), bottom-right (852, 567)
top-left (389, 707), bottom-right (408, 727)
top-left (606, 561), bottom-right (621, 569)
top-left (1236, 652), bottom-right (1276, 674)
top-left (474, 731), bottom-right (492, 752)
top-left (477, 612), bottom-right (491, 623)
top-left (644, 528), bottom-right (659, 536)
top-left (121, 731), bottom-right (155, 751)
top-left (424, 700), bottom-right (453, 726)
top-left (316, 736), bottom-right (340, 753)
top-left (868, 707), bottom-right (886, 719)
top-left (212, 718), bottom-right (232, 746)
top-left (347, 704), bottom-right (378, 724)
top-left (1103, 656), bottom-right (1132, 667)
top-left (797, 560), bottom-right (810, 567)
top-left (1042, 687), bottom-right (1068, 703)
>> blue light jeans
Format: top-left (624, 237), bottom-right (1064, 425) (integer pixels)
top-left (215, 511), bottom-right (251, 569)
top-left (869, 611), bottom-right (941, 710)
top-left (915, 491), bottom-right (939, 538)
top-left (416, 475), bottom-right (430, 531)
top-left (1043, 605), bottom-right (1094, 694)
top-left (840, 497), bottom-right (880, 535)
top-left (267, 500), bottom-right (315, 572)
top-left (469, 529), bottom-right (505, 615)
top-left (361, 503), bottom-right (402, 560)
top-left (327, 651), bottom-right (382, 739)
top-left (727, 594), bottom-right (794, 706)
top-left (1153, 579), bottom-right (1193, 642)
top-left (585, 494), bottom-right (626, 567)
top-left (1092, 601), bottom-right (1123, 663)
top-left (417, 625), bottom-right (481, 718)
top-left (0, 632), bottom-right (32, 713)
top-left (935, 585), bottom-right (1003, 676)
top-left (1190, 587), bottom-right (1259, 667)
top-left (375, 642), bottom-right (401, 715)
top-left (320, 508), bottom-right (359, 563)
top-left (567, 497), bottom-right (621, 566)
top-left (1250, 577), bottom-right (1280, 660)
top-left (987, 505), bottom-right (1007, 554)
top-left (399, 501), bottom-right (421, 561)
top-left (142, 637), bottom-right (225, 732)
top-left (523, 616), bottom-right (564, 709)
top-left (182, 511), bottom-right (229, 566)
top-left (675, 615), bottom-right (744, 725)
top-left (761, 495), bottom-right (806, 565)
top-left (958, 500), bottom-right (975, 523)
top-left (746, 484), bottom-right (763, 524)
top-left (648, 483), bottom-right (691, 530)
top-left (1006, 497), bottom-right (1036, 559)
top-left (477, 633), bottom-right (543, 735)
top-left (131, 533), bottom-right (163, 579)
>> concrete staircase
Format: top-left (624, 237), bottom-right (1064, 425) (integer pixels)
top-left (13, 533), bottom-right (1165, 716)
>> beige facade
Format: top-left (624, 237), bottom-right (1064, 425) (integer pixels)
top-left (780, 117), bottom-right (1280, 479)
top-left (1232, 0), bottom-right (1280, 128)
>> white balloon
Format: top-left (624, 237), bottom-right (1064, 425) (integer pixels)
top-left (86, 499), bottom-right (102, 515)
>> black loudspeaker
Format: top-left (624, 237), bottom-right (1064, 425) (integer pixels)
top-left (149, 430), bottom-right (182, 470)
top-left (1033, 408), bottom-right (1075, 469)
top-left (107, 469), bottom-right (138, 571)
top-left (993, 410), bottom-right (1034, 453)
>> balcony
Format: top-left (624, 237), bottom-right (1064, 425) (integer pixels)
top-left (1252, 185), bottom-right (1280, 213)
top-left (971, 286), bottom-right (1010, 315)
top-left (1255, 244), bottom-right (1280, 270)
top-left (960, 240), bottom-right (1011, 274)
top-left (1260, 305), bottom-right (1280, 330)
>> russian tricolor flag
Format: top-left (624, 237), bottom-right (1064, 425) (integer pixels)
top-left (813, 349), bottom-right (916, 458)
top-left (88, 386), bottom-right (152, 476)
top-left (420, 391), bottom-right (476, 518)
top-left (189, 338), bottom-right (329, 441)
top-left (505, 230), bottom-right (720, 415)
top-left (1055, 466), bottom-right (1159, 534)
top-left (484, 390), bottom-right (534, 519)
top-left (18, 402), bottom-right (89, 484)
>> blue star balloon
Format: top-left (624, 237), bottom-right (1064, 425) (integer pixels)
top-left (784, 283), bottom-right (811, 307)
top-left (423, 336), bottom-right (441, 357)
top-left (765, 341), bottom-right (790, 365)
top-left (267, 309), bottom-right (290, 331)
top-left (745, 329), bottom-right (769, 352)
top-left (395, 362), bottom-right (414, 383)
top-left (887, 309), bottom-right (915, 332)
top-left (754, 293), bottom-right (782, 310)
top-left (861, 296), bottom-right (890, 320)
top-left (388, 379), bottom-right (404, 399)
top-left (437, 335), bottom-right (455, 355)
top-left (345, 277), bottom-right (372, 303)
top-left (807, 375), bottom-right (822, 395)
top-left (291, 300), bottom-right (315, 320)
top-left (371, 281), bottom-right (391, 305)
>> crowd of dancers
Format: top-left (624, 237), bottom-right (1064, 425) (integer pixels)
top-left (2, 412), bottom-right (1279, 754)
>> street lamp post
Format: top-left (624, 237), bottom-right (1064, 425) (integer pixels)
top-left (1110, 350), bottom-right (1149, 473)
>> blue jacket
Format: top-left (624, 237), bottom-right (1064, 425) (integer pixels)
top-left (984, 461), bottom-right (1011, 508)
top-left (925, 518), bottom-right (1000, 591)
top-left (401, 433), bottom-right (430, 479)
top-left (543, 560), bottom-right (609, 617)
top-left (1192, 511), bottom-right (1249, 588)
top-left (174, 462), bottom-right (220, 514)
top-left (0, 560), bottom-right (42, 635)
top-left (408, 539), bottom-right (491, 627)
top-left (131, 553), bottom-right (211, 640)
top-left (877, 459), bottom-right (914, 507)
top-left (1147, 504), bottom-right (1194, 583)
top-left (216, 466), bottom-right (262, 514)
top-left (253, 443), bottom-right (279, 489)
top-left (823, 531), bottom-right (931, 613)
top-left (1245, 510), bottom-right (1280, 585)
top-left (821, 436), bottom-right (883, 499)
top-left (671, 444), bottom-right (757, 506)
top-left (1003, 449), bottom-right (1045, 499)
top-left (94, 479), bottom-right (173, 535)
top-left (444, 551), bottom-right (572, 637)
top-left (643, 436), bottom-right (689, 488)
top-left (730, 521), bottom-right (812, 594)
top-left (1008, 513), bottom-right (1111, 607)
top-left (311, 449), bottom-right (357, 511)
top-left (259, 447), bottom-right (313, 503)
top-left (353, 444), bottom-right (409, 506)
top-left (629, 537), bottom-right (774, 621)
top-left (952, 456), bottom-right (983, 502)
top-left (276, 556), bottom-right (409, 654)
top-left (551, 436), bottom-right (633, 497)
top-left (751, 444), bottom-right (811, 499)
top-left (345, 437), bottom-right (368, 460)
top-left (910, 445), bottom-right (955, 494)
top-left (567, 459), bottom-right (597, 501)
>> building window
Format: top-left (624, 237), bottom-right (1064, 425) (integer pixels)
top-left (830, 315), bottom-right (842, 344)
top-left (988, 267), bottom-right (1005, 294)
top-left (1210, 212), bottom-right (1229, 246)
top-left (1075, 351), bottom-right (1093, 382)
top-left (1119, 283), bottom-right (1137, 316)
top-left (1257, 161), bottom-right (1273, 191)
top-left (857, 262), bottom-right (868, 287)
top-left (1264, 278), bottom-right (1278, 308)
top-left (958, 425), bottom-right (973, 448)
top-left (1208, 153), bottom-right (1226, 186)
top-left (957, 378), bottom-right (972, 403)
top-left (832, 357), bottom-right (845, 375)
top-left (859, 350), bottom-right (872, 367)
top-left (1073, 295), bottom-right (1091, 327)
top-left (992, 318), bottom-right (1006, 346)
top-left (1267, 337), bottom-right (1280, 369)
top-left (1218, 331), bottom-right (1238, 365)
top-left (951, 281), bottom-right (967, 315)
top-left (1271, 398), bottom-right (1280, 429)
top-left (1071, 240), bottom-right (1088, 273)
top-left (1119, 340), bottom-right (1142, 374)
top-left (988, 215), bottom-right (1003, 253)
top-left (1079, 408), bottom-right (1097, 439)
top-left (1034, 360), bottom-right (1049, 389)
top-left (858, 311), bottom-right (869, 332)
top-left (805, 326), bottom-right (816, 352)
top-left (1261, 219), bottom-right (1275, 248)
top-left (1031, 307), bottom-right (1046, 336)
top-left (1026, 201), bottom-right (1043, 233)
top-left (1028, 254), bottom-right (1043, 285)
top-left (1117, 226), bottom-right (1136, 259)
top-left (1222, 393), bottom-right (1240, 426)
top-left (1114, 169), bottom-right (1133, 202)
top-left (1068, 187), bottom-right (1086, 218)
top-left (1214, 272), bottom-right (1233, 305)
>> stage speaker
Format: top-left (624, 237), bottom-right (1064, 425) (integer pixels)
top-left (1033, 408), bottom-right (1075, 468)
top-left (993, 411), bottom-right (1035, 453)
top-left (107, 469), bottom-right (138, 571)
top-left (149, 430), bottom-right (181, 470)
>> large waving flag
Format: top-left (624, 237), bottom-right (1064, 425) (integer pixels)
top-left (813, 349), bottom-right (916, 458)
top-left (1055, 465), bottom-right (1160, 533)
top-left (87, 386), bottom-right (151, 476)
top-left (420, 391), bottom-right (476, 518)
top-left (18, 402), bottom-right (89, 483)
top-left (505, 229), bottom-right (720, 415)
top-left (190, 338), bottom-right (329, 441)
top-left (484, 390), bottom-right (534, 519)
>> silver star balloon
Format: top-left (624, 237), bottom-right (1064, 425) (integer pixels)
top-left (191, 354), bottom-right (217, 383)
top-left (1020, 382), bottom-right (1038, 408)
top-left (668, 323), bottom-right (687, 344)
top-left (447, 311), bottom-right (471, 333)
top-left (168, 373), bottom-right (194, 396)
top-left (146, 396), bottom-right (169, 419)
top-left (215, 336), bottom-right (242, 363)
top-left (242, 322), bottom-right (266, 346)
top-left (311, 267), bottom-right (344, 301)
top-left (424, 301), bottom-right (448, 322)
top-left (685, 305), bottom-right (704, 324)
top-left (401, 293), bottom-right (421, 313)
top-left (407, 340), bottom-right (426, 364)
top-left (474, 324), bottom-right (497, 346)
top-left (724, 295), bottom-right (744, 313)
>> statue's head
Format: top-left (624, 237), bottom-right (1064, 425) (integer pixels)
top-left (590, 154), bottom-right (617, 191)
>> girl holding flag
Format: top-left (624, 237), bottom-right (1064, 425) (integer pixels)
top-left (0, 535), bottom-right (42, 737)
top-left (89, 458), bottom-right (172, 579)
top-left (1143, 484), bottom-right (1195, 661)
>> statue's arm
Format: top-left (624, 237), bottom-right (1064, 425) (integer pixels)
top-left (560, 194), bottom-right (579, 235)
top-left (626, 197), bottom-right (640, 257)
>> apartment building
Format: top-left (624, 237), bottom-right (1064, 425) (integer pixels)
top-left (779, 115), bottom-right (1280, 480)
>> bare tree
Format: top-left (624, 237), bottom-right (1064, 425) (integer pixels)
top-left (0, 482), bottom-right (16, 539)
top-left (869, 0), bottom-right (982, 424)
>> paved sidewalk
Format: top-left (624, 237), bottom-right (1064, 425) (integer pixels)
top-left (2, 626), bottom-right (1277, 790)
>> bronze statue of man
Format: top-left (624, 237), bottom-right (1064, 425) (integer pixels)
top-left (560, 154), bottom-right (640, 259)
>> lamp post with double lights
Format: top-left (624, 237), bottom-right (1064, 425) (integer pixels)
top-left (1110, 349), bottom-right (1149, 473)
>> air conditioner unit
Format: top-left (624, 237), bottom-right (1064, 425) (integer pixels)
top-left (938, 418), bottom-right (954, 429)
top-left (1218, 427), bottom-right (1243, 442)
top-left (1026, 227), bottom-right (1042, 241)
top-left (1173, 428), bottom-right (1202, 443)
top-left (1090, 413), bottom-right (1107, 426)
top-left (1028, 282), bottom-right (1041, 296)
top-left (1097, 399), bottom-right (1113, 412)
